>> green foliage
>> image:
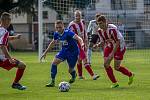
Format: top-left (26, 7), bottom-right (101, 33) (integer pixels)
top-left (0, 0), bottom-right (36, 14)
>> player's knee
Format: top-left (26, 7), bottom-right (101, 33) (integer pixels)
top-left (18, 61), bottom-right (26, 69)
top-left (114, 66), bottom-right (120, 71)
top-left (104, 63), bottom-right (109, 68)
top-left (68, 68), bottom-right (74, 73)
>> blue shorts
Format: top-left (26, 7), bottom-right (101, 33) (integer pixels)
top-left (56, 49), bottom-right (79, 69)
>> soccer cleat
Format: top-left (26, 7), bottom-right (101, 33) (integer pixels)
top-left (46, 81), bottom-right (55, 87)
top-left (78, 76), bottom-right (85, 79)
top-left (69, 78), bottom-right (75, 84)
top-left (111, 83), bottom-right (119, 88)
top-left (128, 73), bottom-right (135, 85)
top-left (92, 74), bottom-right (100, 80)
top-left (12, 83), bottom-right (27, 90)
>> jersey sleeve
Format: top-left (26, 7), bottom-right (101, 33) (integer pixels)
top-left (68, 30), bottom-right (75, 38)
top-left (0, 29), bottom-right (9, 45)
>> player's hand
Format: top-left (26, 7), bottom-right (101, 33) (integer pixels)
top-left (40, 53), bottom-right (46, 62)
top-left (16, 34), bottom-right (22, 39)
top-left (9, 58), bottom-right (16, 64)
top-left (93, 44), bottom-right (99, 49)
top-left (108, 53), bottom-right (114, 61)
top-left (81, 43), bottom-right (85, 49)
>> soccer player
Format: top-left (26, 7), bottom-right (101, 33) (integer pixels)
top-left (94, 15), bottom-right (134, 88)
top-left (40, 20), bottom-right (84, 87)
top-left (0, 12), bottom-right (26, 90)
top-left (87, 13), bottom-right (102, 64)
top-left (68, 10), bottom-right (99, 80)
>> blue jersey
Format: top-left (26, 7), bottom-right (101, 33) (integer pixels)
top-left (54, 29), bottom-right (79, 52)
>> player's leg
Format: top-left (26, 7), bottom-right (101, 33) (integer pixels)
top-left (46, 51), bottom-right (65, 87)
top-left (77, 58), bottom-right (84, 79)
top-left (46, 57), bottom-right (63, 87)
top-left (0, 57), bottom-right (27, 90)
top-left (12, 60), bottom-right (27, 90)
top-left (82, 53), bottom-right (100, 80)
top-left (77, 48), bottom-right (84, 79)
top-left (67, 52), bottom-right (78, 84)
top-left (103, 47), bottom-right (118, 88)
top-left (114, 48), bottom-right (134, 85)
top-left (87, 34), bottom-right (99, 64)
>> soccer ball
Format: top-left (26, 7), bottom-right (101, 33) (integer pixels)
top-left (58, 81), bottom-right (70, 92)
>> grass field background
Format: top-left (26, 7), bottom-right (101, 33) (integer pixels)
top-left (0, 50), bottom-right (150, 100)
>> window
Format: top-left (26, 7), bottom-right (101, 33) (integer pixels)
top-left (43, 11), bottom-right (48, 19)
top-left (144, 0), bottom-right (150, 5)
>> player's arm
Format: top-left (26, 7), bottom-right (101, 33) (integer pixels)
top-left (109, 29), bottom-right (120, 59)
top-left (8, 34), bottom-right (21, 40)
top-left (0, 45), bottom-right (15, 63)
top-left (40, 39), bottom-right (56, 61)
top-left (93, 41), bottom-right (104, 48)
top-left (73, 34), bottom-right (84, 48)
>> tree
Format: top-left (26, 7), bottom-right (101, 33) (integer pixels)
top-left (0, 0), bottom-right (36, 14)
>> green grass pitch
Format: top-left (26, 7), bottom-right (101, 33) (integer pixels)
top-left (0, 50), bottom-right (150, 100)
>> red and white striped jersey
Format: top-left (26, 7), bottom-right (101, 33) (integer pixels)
top-left (0, 27), bottom-right (9, 56)
top-left (98, 24), bottom-right (125, 51)
top-left (68, 19), bottom-right (87, 41)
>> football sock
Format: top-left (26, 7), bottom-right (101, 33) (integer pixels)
top-left (14, 68), bottom-right (25, 83)
top-left (84, 64), bottom-right (94, 76)
top-left (77, 63), bottom-right (82, 76)
top-left (70, 70), bottom-right (76, 79)
top-left (105, 66), bottom-right (117, 83)
top-left (51, 64), bottom-right (57, 80)
top-left (117, 66), bottom-right (132, 77)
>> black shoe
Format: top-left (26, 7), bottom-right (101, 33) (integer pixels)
top-left (12, 83), bottom-right (27, 90)
top-left (46, 81), bottom-right (55, 87)
top-left (69, 78), bottom-right (75, 84)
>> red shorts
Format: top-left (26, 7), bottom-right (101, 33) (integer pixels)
top-left (0, 58), bottom-right (19, 71)
top-left (104, 46), bottom-right (126, 60)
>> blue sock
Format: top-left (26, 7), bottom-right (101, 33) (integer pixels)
top-left (51, 64), bottom-right (57, 81)
top-left (70, 70), bottom-right (76, 79)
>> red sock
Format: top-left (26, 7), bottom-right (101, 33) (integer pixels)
top-left (77, 63), bottom-right (82, 76)
top-left (118, 66), bottom-right (132, 77)
top-left (84, 64), bottom-right (94, 76)
top-left (105, 66), bottom-right (117, 83)
top-left (14, 68), bottom-right (25, 83)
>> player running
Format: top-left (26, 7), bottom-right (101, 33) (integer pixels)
top-left (68, 10), bottom-right (99, 80)
top-left (94, 15), bottom-right (134, 88)
top-left (87, 13), bottom-right (102, 64)
top-left (40, 20), bottom-right (84, 87)
top-left (0, 12), bottom-right (27, 90)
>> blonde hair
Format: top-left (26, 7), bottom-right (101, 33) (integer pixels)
top-left (0, 12), bottom-right (11, 21)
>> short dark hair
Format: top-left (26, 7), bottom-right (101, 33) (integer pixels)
top-left (55, 20), bottom-right (63, 25)
top-left (95, 13), bottom-right (101, 18)
top-left (97, 15), bottom-right (106, 22)
top-left (1, 12), bottom-right (11, 21)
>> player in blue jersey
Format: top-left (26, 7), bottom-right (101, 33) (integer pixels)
top-left (40, 20), bottom-right (84, 87)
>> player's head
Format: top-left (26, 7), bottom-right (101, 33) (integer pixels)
top-left (95, 13), bottom-right (101, 22)
top-left (97, 15), bottom-right (107, 30)
top-left (0, 12), bottom-right (11, 28)
top-left (74, 10), bottom-right (82, 22)
top-left (55, 20), bottom-right (64, 33)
